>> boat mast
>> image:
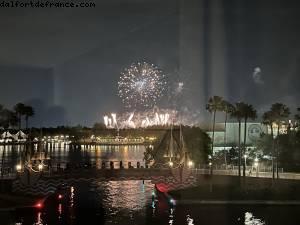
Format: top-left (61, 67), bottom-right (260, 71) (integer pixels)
top-left (169, 123), bottom-right (174, 161)
top-left (180, 124), bottom-right (188, 165)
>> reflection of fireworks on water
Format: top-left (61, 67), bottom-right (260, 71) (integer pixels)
top-left (118, 62), bottom-right (167, 109)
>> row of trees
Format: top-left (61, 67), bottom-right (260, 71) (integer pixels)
top-left (0, 103), bottom-right (34, 130)
top-left (206, 96), bottom-right (257, 177)
top-left (261, 103), bottom-right (291, 178)
top-left (206, 96), bottom-right (295, 179)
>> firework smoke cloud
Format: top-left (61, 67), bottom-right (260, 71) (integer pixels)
top-left (252, 67), bottom-right (264, 85)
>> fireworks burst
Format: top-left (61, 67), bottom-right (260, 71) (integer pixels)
top-left (118, 62), bottom-right (167, 108)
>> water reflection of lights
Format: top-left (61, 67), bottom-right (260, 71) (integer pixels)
top-left (244, 212), bottom-right (265, 225)
top-left (187, 214), bottom-right (194, 225)
top-left (34, 212), bottom-right (43, 225)
top-left (58, 203), bottom-right (62, 218)
top-left (70, 186), bottom-right (74, 207)
top-left (96, 180), bottom-right (153, 212)
top-left (69, 186), bottom-right (75, 220)
top-left (169, 208), bottom-right (174, 225)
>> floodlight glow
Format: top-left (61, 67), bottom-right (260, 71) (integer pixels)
top-left (38, 164), bottom-right (43, 171)
top-left (16, 164), bottom-right (22, 172)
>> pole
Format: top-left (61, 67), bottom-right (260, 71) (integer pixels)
top-left (244, 156), bottom-right (247, 175)
top-left (238, 121), bottom-right (241, 177)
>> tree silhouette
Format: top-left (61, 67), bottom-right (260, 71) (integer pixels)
top-left (24, 105), bottom-right (35, 129)
top-left (231, 102), bottom-right (244, 177)
top-left (14, 103), bottom-right (26, 130)
top-left (270, 103), bottom-right (290, 178)
top-left (206, 96), bottom-right (224, 173)
top-left (241, 103), bottom-right (257, 176)
top-left (262, 110), bottom-right (276, 179)
top-left (220, 100), bottom-right (234, 167)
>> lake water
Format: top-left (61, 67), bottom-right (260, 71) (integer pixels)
top-left (1, 144), bottom-right (300, 225)
top-left (0, 143), bottom-right (147, 171)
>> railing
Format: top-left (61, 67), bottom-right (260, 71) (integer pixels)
top-left (1, 164), bottom-right (300, 181)
top-left (0, 167), bottom-right (16, 179)
top-left (197, 165), bottom-right (280, 172)
top-left (192, 168), bottom-right (300, 180)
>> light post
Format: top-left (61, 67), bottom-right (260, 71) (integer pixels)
top-left (188, 160), bottom-right (194, 169)
top-left (208, 155), bottom-right (213, 175)
top-left (254, 157), bottom-right (259, 177)
top-left (209, 162), bottom-right (212, 175)
top-left (208, 161), bottom-right (213, 192)
top-left (16, 164), bottom-right (22, 173)
top-left (38, 163), bottom-right (43, 171)
top-left (244, 154), bottom-right (247, 175)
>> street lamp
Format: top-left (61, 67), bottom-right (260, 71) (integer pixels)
top-left (209, 162), bottom-right (212, 175)
top-left (244, 154), bottom-right (247, 164)
top-left (188, 161), bottom-right (193, 168)
top-left (254, 157), bottom-right (259, 177)
top-left (38, 163), bottom-right (43, 171)
top-left (16, 164), bottom-right (22, 172)
top-left (169, 161), bottom-right (173, 167)
top-left (244, 154), bottom-right (247, 174)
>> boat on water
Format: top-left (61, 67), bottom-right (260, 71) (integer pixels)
top-left (15, 137), bottom-right (51, 174)
top-left (154, 125), bottom-right (197, 193)
top-left (73, 135), bottom-right (146, 146)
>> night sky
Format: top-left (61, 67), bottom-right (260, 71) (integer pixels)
top-left (0, 0), bottom-right (299, 127)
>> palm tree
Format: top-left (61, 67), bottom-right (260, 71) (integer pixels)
top-left (230, 102), bottom-right (244, 177)
top-left (262, 110), bottom-right (276, 179)
top-left (0, 104), bottom-right (4, 127)
top-left (0, 105), bottom-right (5, 178)
top-left (0, 109), bottom-right (18, 129)
top-left (221, 100), bottom-right (234, 167)
top-left (206, 96), bottom-right (224, 167)
top-left (262, 111), bottom-right (275, 136)
top-left (270, 103), bottom-right (290, 178)
top-left (14, 103), bottom-right (26, 130)
top-left (24, 105), bottom-right (34, 129)
top-left (241, 104), bottom-right (257, 176)
top-left (295, 108), bottom-right (300, 129)
top-left (271, 103), bottom-right (290, 136)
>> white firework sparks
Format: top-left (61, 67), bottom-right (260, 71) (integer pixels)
top-left (118, 62), bottom-right (167, 108)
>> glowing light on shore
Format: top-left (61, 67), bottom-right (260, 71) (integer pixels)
top-left (38, 163), bottom-right (43, 171)
top-left (16, 164), bottom-right (22, 172)
top-left (188, 161), bottom-right (193, 168)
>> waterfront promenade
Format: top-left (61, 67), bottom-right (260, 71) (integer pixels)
top-left (194, 168), bottom-right (300, 180)
top-left (1, 166), bottom-right (300, 181)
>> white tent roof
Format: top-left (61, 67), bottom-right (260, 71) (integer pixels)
top-left (15, 130), bottom-right (28, 139)
top-left (1, 131), bottom-right (13, 139)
